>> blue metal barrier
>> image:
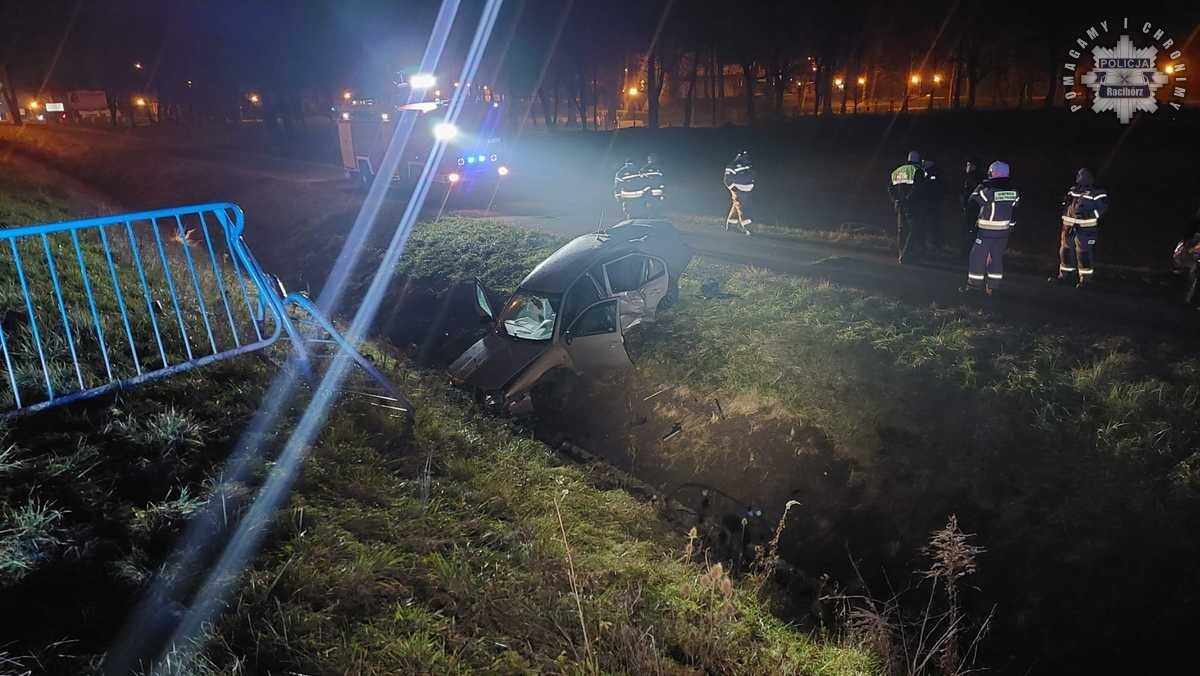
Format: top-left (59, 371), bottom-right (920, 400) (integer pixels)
top-left (0, 202), bottom-right (409, 418)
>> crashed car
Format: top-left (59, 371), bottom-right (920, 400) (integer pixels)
top-left (449, 219), bottom-right (692, 415)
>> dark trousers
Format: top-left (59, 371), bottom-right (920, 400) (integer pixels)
top-left (968, 230), bottom-right (1009, 289)
top-left (1059, 226), bottom-right (1098, 282)
top-left (896, 202), bottom-right (920, 261)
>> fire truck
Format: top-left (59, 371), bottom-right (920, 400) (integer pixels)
top-left (335, 75), bottom-right (510, 189)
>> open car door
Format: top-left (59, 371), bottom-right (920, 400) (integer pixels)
top-left (473, 278), bottom-right (495, 321)
top-left (602, 254), bottom-right (670, 330)
top-left (562, 299), bottom-right (633, 375)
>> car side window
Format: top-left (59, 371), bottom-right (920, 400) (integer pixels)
top-left (561, 274), bottom-right (603, 329)
top-left (570, 300), bottom-right (617, 337)
top-left (604, 254), bottom-right (647, 293)
top-left (646, 257), bottom-right (666, 282)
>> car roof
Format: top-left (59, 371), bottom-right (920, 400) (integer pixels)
top-left (518, 219), bottom-right (681, 294)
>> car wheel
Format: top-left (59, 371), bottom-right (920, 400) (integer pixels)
top-left (658, 279), bottom-right (680, 312)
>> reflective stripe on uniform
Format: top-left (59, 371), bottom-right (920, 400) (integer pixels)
top-left (977, 219), bottom-right (1011, 230)
top-left (1079, 268), bottom-right (1094, 275)
top-left (1063, 216), bottom-right (1098, 225)
top-left (619, 190), bottom-right (645, 198)
top-left (731, 183), bottom-right (754, 191)
top-left (650, 189), bottom-right (664, 197)
top-left (1060, 265), bottom-right (1077, 272)
top-left (987, 273), bottom-right (1003, 279)
top-left (968, 273), bottom-right (986, 280)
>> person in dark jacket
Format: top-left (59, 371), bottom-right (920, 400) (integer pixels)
top-left (723, 150), bottom-right (755, 235)
top-left (918, 159), bottom-right (946, 251)
top-left (959, 157), bottom-right (985, 258)
top-left (641, 153), bottom-right (665, 217)
top-left (888, 150), bottom-right (926, 263)
top-left (962, 161), bottom-right (1020, 295)
top-left (613, 159), bottom-right (646, 219)
top-left (1049, 168), bottom-right (1109, 288)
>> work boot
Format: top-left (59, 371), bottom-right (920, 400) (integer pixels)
top-left (1047, 274), bottom-right (1066, 284)
top-left (959, 284), bottom-right (982, 294)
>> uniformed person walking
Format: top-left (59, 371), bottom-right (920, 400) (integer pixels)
top-left (723, 150), bottom-right (755, 235)
top-left (1050, 168), bottom-right (1109, 288)
top-left (641, 153), bottom-right (665, 217)
top-left (613, 158), bottom-right (646, 220)
top-left (888, 151), bottom-right (926, 263)
top-left (963, 161), bottom-right (1020, 295)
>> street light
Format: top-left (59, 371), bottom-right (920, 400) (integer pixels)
top-left (27, 100), bottom-right (39, 110)
top-left (627, 86), bottom-right (639, 96)
top-left (134, 97), bottom-right (146, 107)
top-left (855, 76), bottom-right (866, 112)
top-left (497, 165), bottom-right (509, 176)
top-left (343, 90), bottom-right (352, 100)
top-left (911, 74), bottom-right (921, 85)
top-left (433, 122), bottom-right (458, 141)
top-left (248, 93), bottom-right (260, 104)
top-left (134, 62), bottom-right (143, 70)
top-left (409, 73), bottom-right (436, 90)
top-left (933, 73), bottom-right (943, 84)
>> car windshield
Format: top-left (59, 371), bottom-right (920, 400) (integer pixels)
top-left (497, 292), bottom-right (559, 341)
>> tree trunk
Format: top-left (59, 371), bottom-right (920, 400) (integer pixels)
top-left (840, 70), bottom-right (849, 113)
top-left (1042, 52), bottom-right (1058, 109)
top-left (740, 61), bottom-right (755, 124)
top-left (592, 69), bottom-right (599, 129)
top-left (0, 65), bottom-right (22, 126)
top-left (713, 52), bottom-right (722, 125)
top-left (647, 51), bottom-right (660, 129)
top-left (684, 51), bottom-right (698, 127)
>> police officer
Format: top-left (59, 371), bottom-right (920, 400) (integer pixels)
top-left (963, 161), bottom-right (1020, 295)
top-left (613, 158), bottom-right (646, 220)
top-left (641, 153), bottom-right (665, 217)
top-left (918, 159), bottom-right (946, 251)
top-left (723, 150), bottom-right (755, 235)
top-left (888, 151), bottom-right (926, 263)
top-left (959, 156), bottom-right (985, 258)
top-left (1050, 168), bottom-right (1109, 288)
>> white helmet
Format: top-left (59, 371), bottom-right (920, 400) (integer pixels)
top-left (988, 161), bottom-right (1010, 178)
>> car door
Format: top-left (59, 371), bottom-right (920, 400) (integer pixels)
top-left (602, 253), bottom-right (649, 330)
top-left (638, 256), bottom-right (670, 320)
top-left (562, 299), bottom-right (632, 375)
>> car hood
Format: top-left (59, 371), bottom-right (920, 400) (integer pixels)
top-left (448, 330), bottom-right (550, 392)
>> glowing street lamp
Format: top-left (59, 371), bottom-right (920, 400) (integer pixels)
top-left (343, 90), bottom-right (352, 100)
top-left (497, 165), bottom-right (509, 177)
top-left (911, 74), bottom-right (921, 85)
top-left (627, 86), bottom-right (639, 96)
top-left (248, 93), bottom-right (260, 104)
top-left (834, 77), bottom-right (845, 89)
top-left (27, 100), bottom-right (39, 110)
top-left (933, 73), bottom-right (943, 84)
top-left (134, 62), bottom-right (143, 70)
top-left (134, 97), bottom-right (146, 108)
top-left (857, 76), bottom-right (867, 86)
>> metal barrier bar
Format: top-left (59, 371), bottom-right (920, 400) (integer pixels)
top-left (125, 220), bottom-right (170, 368)
top-left (197, 211), bottom-right (241, 348)
top-left (150, 217), bottom-right (194, 361)
top-left (41, 232), bottom-right (85, 390)
top-left (99, 224), bottom-right (143, 375)
top-left (71, 229), bottom-right (114, 383)
top-left (1, 202), bottom-right (406, 420)
top-left (9, 239), bottom-right (53, 398)
top-left (175, 214), bottom-right (218, 355)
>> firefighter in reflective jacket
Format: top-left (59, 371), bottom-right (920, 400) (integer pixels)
top-left (888, 151), bottom-right (926, 263)
top-left (963, 161), bottom-right (1019, 295)
top-left (641, 153), bottom-right (665, 217)
top-left (1051, 168), bottom-right (1109, 287)
top-left (723, 151), bottom-right (755, 235)
top-left (614, 159), bottom-right (646, 219)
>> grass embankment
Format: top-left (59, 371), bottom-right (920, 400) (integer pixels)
top-left (365, 216), bottom-right (1200, 673)
top-left (634, 261), bottom-right (1200, 672)
top-left (0, 183), bottom-right (874, 674)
